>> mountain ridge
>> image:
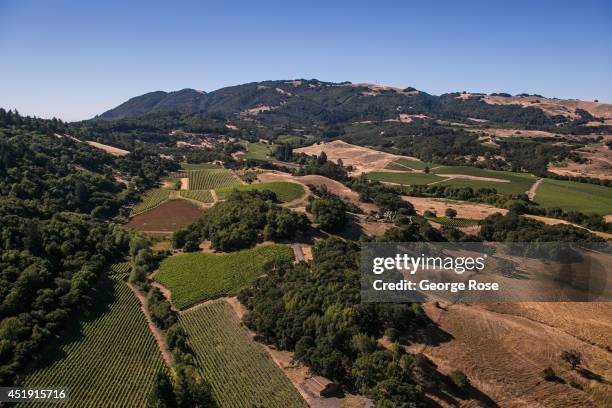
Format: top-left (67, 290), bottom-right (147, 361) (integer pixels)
top-left (96, 79), bottom-right (612, 125)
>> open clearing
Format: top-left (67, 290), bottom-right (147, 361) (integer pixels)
top-left (257, 171), bottom-right (379, 213)
top-left (408, 302), bottom-right (612, 407)
top-left (535, 179), bottom-right (612, 215)
top-left (548, 140), bottom-right (612, 180)
top-left (366, 166), bottom-right (537, 195)
top-left (430, 166), bottom-right (537, 195)
top-left (467, 127), bottom-right (560, 139)
top-left (294, 140), bottom-right (421, 174)
top-left (403, 196), bottom-right (507, 219)
top-left (215, 181), bottom-right (305, 202)
top-left (366, 171), bottom-right (444, 185)
top-left (180, 300), bottom-right (308, 408)
top-left (241, 141), bottom-right (276, 161)
top-left (385, 158), bottom-right (431, 171)
top-left (155, 244), bottom-right (294, 309)
top-left (482, 94), bottom-right (612, 120)
top-left (125, 199), bottom-right (203, 235)
top-left (85, 140), bottom-right (130, 156)
top-left (18, 277), bottom-right (165, 408)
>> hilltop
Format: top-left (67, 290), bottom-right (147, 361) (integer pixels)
top-left (96, 79), bottom-right (612, 129)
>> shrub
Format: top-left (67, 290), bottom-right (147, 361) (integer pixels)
top-left (541, 366), bottom-right (556, 381)
top-left (384, 327), bottom-right (400, 342)
top-left (449, 370), bottom-right (469, 389)
top-left (561, 350), bottom-right (581, 369)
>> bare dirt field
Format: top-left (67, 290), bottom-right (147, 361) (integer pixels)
top-left (294, 140), bottom-right (419, 174)
top-left (407, 302), bottom-right (612, 407)
top-left (467, 128), bottom-right (560, 139)
top-left (548, 140), bottom-right (612, 180)
top-left (124, 199), bottom-right (203, 235)
top-left (85, 140), bottom-right (130, 156)
top-left (257, 171), bottom-right (379, 213)
top-left (483, 95), bottom-right (612, 120)
top-left (524, 215), bottom-right (612, 239)
top-left (402, 196), bottom-right (507, 219)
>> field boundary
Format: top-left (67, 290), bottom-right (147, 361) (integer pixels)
top-left (128, 283), bottom-right (174, 366)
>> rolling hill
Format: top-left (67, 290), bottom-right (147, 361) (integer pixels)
top-left (96, 79), bottom-right (612, 130)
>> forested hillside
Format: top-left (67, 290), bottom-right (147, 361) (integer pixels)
top-left (0, 109), bottom-right (169, 385)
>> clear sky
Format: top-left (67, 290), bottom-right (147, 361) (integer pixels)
top-left (1, 0), bottom-right (611, 121)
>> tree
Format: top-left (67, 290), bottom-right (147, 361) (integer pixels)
top-left (561, 350), bottom-right (581, 369)
top-left (384, 327), bottom-right (400, 342)
top-left (424, 166), bottom-right (430, 174)
top-left (445, 208), bottom-right (457, 219)
top-left (307, 196), bottom-right (348, 232)
top-left (148, 371), bottom-right (176, 408)
top-left (449, 370), bottom-right (469, 389)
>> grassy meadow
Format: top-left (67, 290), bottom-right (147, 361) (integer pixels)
top-left (535, 179), bottom-right (612, 215)
top-left (366, 171), bottom-right (444, 185)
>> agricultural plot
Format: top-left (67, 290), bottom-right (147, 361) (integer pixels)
top-left (385, 158), bottom-right (430, 171)
top-left (125, 199), bottom-right (202, 235)
top-left (239, 141), bottom-right (276, 161)
top-left (215, 181), bottom-right (305, 202)
top-left (109, 261), bottom-right (131, 276)
top-left (181, 162), bottom-right (221, 171)
top-left (366, 171), bottom-right (444, 185)
top-left (425, 216), bottom-right (479, 227)
top-left (130, 188), bottom-right (170, 216)
top-left (155, 244), bottom-right (293, 309)
top-left (17, 277), bottom-right (165, 408)
top-left (188, 168), bottom-right (241, 190)
top-left (276, 134), bottom-right (304, 145)
top-left (179, 189), bottom-right (214, 203)
top-left (180, 300), bottom-right (308, 408)
top-left (535, 179), bottom-right (612, 215)
top-left (432, 166), bottom-right (536, 195)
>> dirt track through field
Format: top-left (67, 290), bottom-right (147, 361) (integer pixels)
top-left (527, 178), bottom-right (543, 199)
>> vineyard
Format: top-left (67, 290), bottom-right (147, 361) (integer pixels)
top-left (180, 162), bottom-right (222, 171)
top-left (366, 171), bottom-right (444, 185)
top-left (155, 244), bottom-right (294, 309)
top-left (130, 188), bottom-right (170, 216)
top-left (179, 189), bottom-right (214, 203)
top-left (385, 158), bottom-right (429, 171)
top-left (109, 261), bottom-right (131, 276)
top-left (17, 277), bottom-right (165, 408)
top-left (534, 178), bottom-right (612, 214)
top-left (188, 168), bottom-right (242, 190)
top-left (215, 181), bottom-right (305, 202)
top-left (180, 300), bottom-right (308, 408)
top-left (426, 216), bottom-right (479, 227)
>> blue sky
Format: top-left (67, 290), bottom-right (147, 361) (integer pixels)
top-left (1, 0), bottom-right (611, 121)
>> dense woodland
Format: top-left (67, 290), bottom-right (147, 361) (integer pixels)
top-left (0, 111), bottom-right (134, 384)
top-left (239, 238), bottom-right (430, 406)
top-left (172, 191), bottom-right (310, 251)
